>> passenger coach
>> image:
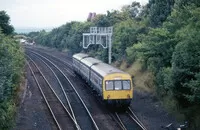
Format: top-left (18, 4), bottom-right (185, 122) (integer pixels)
top-left (73, 53), bottom-right (133, 107)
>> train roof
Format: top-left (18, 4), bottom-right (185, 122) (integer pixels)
top-left (91, 62), bottom-right (127, 77)
top-left (73, 53), bottom-right (129, 77)
top-left (81, 57), bottom-right (102, 67)
top-left (73, 53), bottom-right (89, 60)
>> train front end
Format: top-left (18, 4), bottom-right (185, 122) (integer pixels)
top-left (103, 73), bottom-right (133, 108)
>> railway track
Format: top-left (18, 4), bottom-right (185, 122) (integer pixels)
top-left (27, 54), bottom-right (77, 123)
top-left (115, 107), bottom-right (147, 130)
top-left (26, 51), bottom-right (99, 130)
top-left (127, 107), bottom-right (147, 130)
top-left (26, 47), bottom-right (147, 130)
top-left (26, 56), bottom-right (79, 130)
top-left (26, 46), bottom-right (73, 67)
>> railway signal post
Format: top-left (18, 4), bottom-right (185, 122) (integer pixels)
top-left (82, 27), bottom-right (113, 64)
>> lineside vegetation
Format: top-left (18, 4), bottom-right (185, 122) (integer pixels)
top-left (0, 11), bottom-right (25, 129)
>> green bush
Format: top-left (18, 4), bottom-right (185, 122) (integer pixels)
top-left (0, 31), bottom-right (25, 129)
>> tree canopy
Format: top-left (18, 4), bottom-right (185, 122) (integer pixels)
top-left (0, 11), bottom-right (14, 35)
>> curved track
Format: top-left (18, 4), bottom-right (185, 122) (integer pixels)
top-left (127, 107), bottom-right (147, 130)
top-left (115, 109), bottom-right (147, 130)
top-left (26, 51), bottom-right (99, 130)
top-left (27, 56), bottom-right (79, 130)
top-left (25, 46), bottom-right (147, 130)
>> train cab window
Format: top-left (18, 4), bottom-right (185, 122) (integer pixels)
top-left (123, 80), bottom-right (131, 90)
top-left (106, 81), bottom-right (113, 90)
top-left (114, 81), bottom-right (122, 90)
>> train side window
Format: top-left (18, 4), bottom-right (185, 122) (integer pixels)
top-left (106, 81), bottom-right (113, 90)
top-left (99, 79), bottom-right (102, 85)
top-left (94, 77), bottom-right (98, 84)
top-left (123, 80), bottom-right (131, 90)
top-left (114, 81), bottom-right (122, 90)
top-left (91, 72), bottom-right (95, 83)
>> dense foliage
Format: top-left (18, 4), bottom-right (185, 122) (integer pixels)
top-left (0, 11), bottom-right (14, 35)
top-left (28, 0), bottom-right (200, 129)
top-left (0, 12), bottom-right (25, 129)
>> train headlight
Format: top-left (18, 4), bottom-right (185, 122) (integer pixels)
top-left (107, 95), bottom-right (110, 99)
top-left (127, 94), bottom-right (130, 98)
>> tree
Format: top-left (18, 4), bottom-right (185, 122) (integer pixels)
top-left (121, 2), bottom-right (141, 19)
top-left (171, 7), bottom-right (200, 105)
top-left (0, 11), bottom-right (14, 35)
top-left (92, 14), bottom-right (110, 27)
top-left (146, 0), bottom-right (175, 27)
top-left (113, 19), bottom-right (146, 61)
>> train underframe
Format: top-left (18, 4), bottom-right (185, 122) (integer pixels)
top-left (104, 99), bottom-right (132, 110)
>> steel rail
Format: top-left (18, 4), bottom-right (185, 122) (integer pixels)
top-left (26, 47), bottom-right (75, 77)
top-left (126, 112), bottom-right (146, 130)
top-left (27, 48), bottom-right (147, 130)
top-left (128, 107), bottom-right (147, 130)
top-left (27, 60), bottom-right (62, 130)
top-left (108, 112), bottom-right (127, 130)
top-left (26, 47), bottom-right (72, 67)
top-left (27, 55), bottom-right (81, 130)
top-left (28, 50), bottom-right (100, 130)
top-left (30, 53), bottom-right (77, 125)
top-left (115, 112), bottom-right (127, 130)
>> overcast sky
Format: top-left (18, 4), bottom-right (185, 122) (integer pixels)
top-left (0, 0), bottom-right (148, 28)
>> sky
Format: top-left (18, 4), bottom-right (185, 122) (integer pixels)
top-left (0, 0), bottom-right (148, 29)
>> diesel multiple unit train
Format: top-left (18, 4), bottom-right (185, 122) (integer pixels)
top-left (73, 53), bottom-right (133, 107)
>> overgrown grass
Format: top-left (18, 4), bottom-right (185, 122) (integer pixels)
top-left (118, 60), bottom-right (155, 92)
top-left (119, 60), bottom-right (200, 129)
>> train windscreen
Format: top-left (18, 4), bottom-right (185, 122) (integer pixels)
top-left (105, 80), bottom-right (131, 90)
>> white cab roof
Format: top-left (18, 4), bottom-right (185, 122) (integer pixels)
top-left (91, 62), bottom-right (126, 77)
top-left (73, 53), bottom-right (89, 60)
top-left (81, 57), bottom-right (102, 67)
